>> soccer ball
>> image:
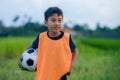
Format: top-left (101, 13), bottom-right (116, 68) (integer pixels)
top-left (20, 48), bottom-right (38, 72)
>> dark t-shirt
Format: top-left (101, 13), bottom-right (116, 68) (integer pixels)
top-left (32, 31), bottom-right (76, 53)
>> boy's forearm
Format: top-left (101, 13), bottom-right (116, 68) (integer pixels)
top-left (71, 48), bottom-right (79, 67)
top-left (67, 48), bottom-right (78, 75)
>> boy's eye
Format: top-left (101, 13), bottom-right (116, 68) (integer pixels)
top-left (50, 18), bottom-right (62, 23)
top-left (58, 19), bottom-right (62, 22)
top-left (51, 19), bottom-right (55, 22)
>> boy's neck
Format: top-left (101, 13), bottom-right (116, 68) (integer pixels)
top-left (48, 31), bottom-right (61, 37)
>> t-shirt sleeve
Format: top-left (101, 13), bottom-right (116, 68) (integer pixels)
top-left (69, 35), bottom-right (76, 53)
top-left (32, 35), bottom-right (39, 49)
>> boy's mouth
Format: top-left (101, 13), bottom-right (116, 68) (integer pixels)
top-left (53, 26), bottom-right (60, 30)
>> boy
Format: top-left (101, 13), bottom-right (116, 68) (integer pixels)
top-left (19, 7), bottom-right (78, 80)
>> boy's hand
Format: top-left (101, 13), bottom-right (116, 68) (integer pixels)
top-left (66, 72), bottom-right (71, 75)
top-left (66, 66), bottom-right (72, 76)
top-left (18, 57), bottom-right (23, 69)
top-left (18, 57), bottom-right (26, 70)
top-left (67, 61), bottom-right (75, 76)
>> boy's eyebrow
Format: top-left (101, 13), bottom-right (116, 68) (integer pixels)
top-left (50, 17), bottom-right (62, 19)
top-left (58, 17), bottom-right (62, 19)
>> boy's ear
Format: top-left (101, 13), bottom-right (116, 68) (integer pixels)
top-left (44, 21), bottom-right (47, 25)
top-left (44, 21), bottom-right (47, 26)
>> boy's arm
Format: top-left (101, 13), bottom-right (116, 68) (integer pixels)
top-left (19, 35), bottom-right (39, 69)
top-left (67, 48), bottom-right (79, 75)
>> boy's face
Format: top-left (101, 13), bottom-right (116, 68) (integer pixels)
top-left (45, 13), bottom-right (63, 34)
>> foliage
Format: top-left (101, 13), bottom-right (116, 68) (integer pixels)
top-left (0, 37), bottom-right (120, 80)
top-left (72, 23), bottom-right (120, 38)
top-left (79, 38), bottom-right (120, 51)
top-left (0, 19), bottom-right (120, 38)
top-left (0, 37), bottom-right (35, 58)
top-left (0, 21), bottom-right (48, 37)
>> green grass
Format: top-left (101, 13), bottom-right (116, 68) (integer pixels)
top-left (0, 57), bottom-right (36, 80)
top-left (0, 37), bottom-right (35, 58)
top-left (0, 37), bottom-right (120, 80)
top-left (67, 38), bottom-right (120, 80)
top-left (79, 38), bottom-right (120, 51)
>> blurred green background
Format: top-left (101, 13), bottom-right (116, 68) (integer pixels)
top-left (0, 0), bottom-right (120, 80)
top-left (0, 37), bottom-right (120, 80)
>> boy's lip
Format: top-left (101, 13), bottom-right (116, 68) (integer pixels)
top-left (53, 26), bottom-right (60, 29)
top-left (53, 28), bottom-right (59, 31)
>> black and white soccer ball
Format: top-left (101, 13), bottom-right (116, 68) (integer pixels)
top-left (20, 48), bottom-right (38, 72)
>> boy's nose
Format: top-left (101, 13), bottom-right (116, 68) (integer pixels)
top-left (55, 21), bottom-right (59, 25)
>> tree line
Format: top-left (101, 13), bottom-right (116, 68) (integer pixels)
top-left (72, 23), bottom-right (120, 38)
top-left (0, 20), bottom-right (120, 38)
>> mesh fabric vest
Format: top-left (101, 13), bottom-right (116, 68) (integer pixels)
top-left (36, 32), bottom-right (72, 80)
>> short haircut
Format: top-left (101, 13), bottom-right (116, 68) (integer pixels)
top-left (44, 7), bottom-right (63, 21)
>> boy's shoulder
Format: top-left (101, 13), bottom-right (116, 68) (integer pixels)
top-left (64, 32), bottom-right (70, 36)
top-left (39, 31), bottom-right (47, 35)
top-left (63, 31), bottom-right (70, 36)
top-left (62, 31), bottom-right (71, 40)
top-left (40, 31), bottom-right (47, 34)
top-left (38, 31), bottom-right (47, 38)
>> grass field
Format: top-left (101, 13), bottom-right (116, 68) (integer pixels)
top-left (0, 37), bottom-right (120, 80)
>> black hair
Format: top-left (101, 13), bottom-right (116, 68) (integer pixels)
top-left (44, 7), bottom-right (63, 21)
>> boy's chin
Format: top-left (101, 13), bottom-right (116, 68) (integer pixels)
top-left (53, 30), bottom-right (60, 33)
